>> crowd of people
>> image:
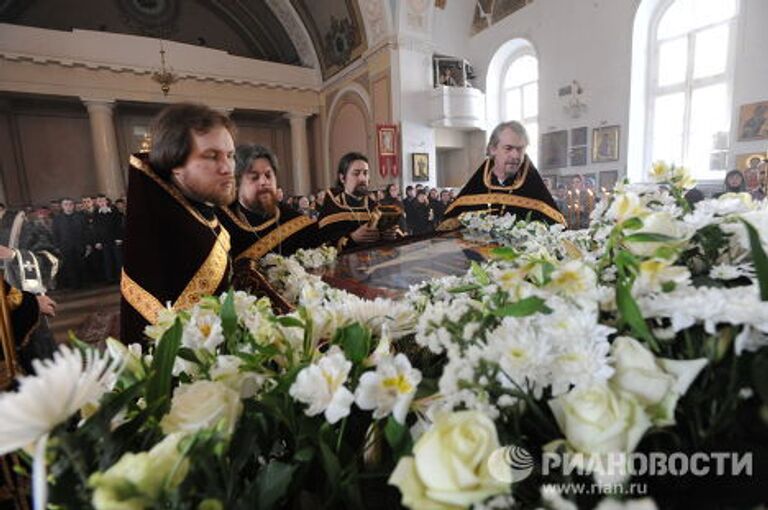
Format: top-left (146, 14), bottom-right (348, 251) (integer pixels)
top-left (12, 101), bottom-right (762, 350)
top-left (277, 183), bottom-right (457, 236)
top-left (1, 195), bottom-right (126, 292)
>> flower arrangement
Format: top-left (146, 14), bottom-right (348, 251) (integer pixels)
top-left (1, 170), bottom-right (767, 510)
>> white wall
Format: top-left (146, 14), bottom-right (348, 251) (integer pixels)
top-left (466, 0), bottom-right (635, 181)
top-left (425, 0), bottom-right (768, 186)
top-left (730, 0), bottom-right (768, 162)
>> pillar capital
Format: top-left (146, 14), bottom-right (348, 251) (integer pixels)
top-left (81, 98), bottom-right (116, 112)
top-left (284, 111), bottom-right (311, 121)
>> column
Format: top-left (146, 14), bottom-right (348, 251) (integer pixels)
top-left (83, 99), bottom-right (125, 198)
top-left (286, 112), bottom-right (311, 195)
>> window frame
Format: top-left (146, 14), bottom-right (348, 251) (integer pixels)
top-left (500, 50), bottom-right (539, 163)
top-left (645, 0), bottom-right (739, 180)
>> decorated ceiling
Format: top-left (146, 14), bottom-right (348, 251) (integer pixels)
top-left (290, 0), bottom-right (367, 80)
top-left (0, 0), bottom-right (369, 79)
top-left (472, 0), bottom-right (534, 34)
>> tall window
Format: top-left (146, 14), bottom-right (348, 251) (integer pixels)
top-left (502, 54), bottom-right (539, 163)
top-left (649, 0), bottom-right (738, 178)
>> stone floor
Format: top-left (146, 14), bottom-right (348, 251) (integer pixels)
top-left (48, 284), bottom-right (120, 345)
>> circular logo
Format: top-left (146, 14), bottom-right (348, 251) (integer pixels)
top-left (487, 445), bottom-right (534, 484)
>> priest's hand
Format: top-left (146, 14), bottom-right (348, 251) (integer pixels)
top-left (36, 295), bottom-right (57, 317)
top-left (350, 224), bottom-right (380, 244)
top-left (381, 226), bottom-right (399, 241)
top-left (0, 245), bottom-right (15, 260)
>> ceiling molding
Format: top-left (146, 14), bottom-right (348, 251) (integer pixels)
top-left (264, 0), bottom-right (319, 69)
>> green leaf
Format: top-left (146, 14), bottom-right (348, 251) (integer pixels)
top-left (621, 217), bottom-right (644, 231)
top-left (624, 232), bottom-right (678, 243)
top-left (255, 461), bottom-right (297, 510)
top-left (335, 323), bottom-right (371, 363)
top-left (318, 440), bottom-right (341, 484)
top-left (384, 416), bottom-right (412, 457)
top-left (80, 380), bottom-right (145, 437)
top-left (470, 261), bottom-right (490, 286)
top-left (616, 278), bottom-right (658, 351)
top-left (490, 247), bottom-right (519, 261)
top-left (146, 318), bottom-right (182, 411)
top-left (275, 316), bottom-right (305, 329)
top-left (740, 218), bottom-right (768, 300)
top-left (220, 288), bottom-right (238, 345)
top-left (493, 296), bottom-right (552, 317)
top-left (293, 446), bottom-right (315, 464)
top-left (448, 284), bottom-right (482, 294)
top-left (176, 347), bottom-right (201, 365)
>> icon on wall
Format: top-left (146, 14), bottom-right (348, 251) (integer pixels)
top-left (412, 153), bottom-right (429, 182)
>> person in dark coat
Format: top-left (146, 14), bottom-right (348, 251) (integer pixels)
top-left (121, 103), bottom-right (236, 345)
top-left (318, 152), bottom-right (398, 251)
top-left (93, 194), bottom-right (123, 283)
top-left (438, 121), bottom-right (565, 230)
top-left (409, 190), bottom-right (434, 236)
top-left (52, 197), bottom-right (86, 289)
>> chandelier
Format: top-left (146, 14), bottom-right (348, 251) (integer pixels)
top-left (152, 42), bottom-right (179, 96)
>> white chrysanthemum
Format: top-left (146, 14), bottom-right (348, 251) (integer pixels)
top-left (324, 296), bottom-right (417, 339)
top-left (722, 209), bottom-right (768, 255)
top-left (289, 346), bottom-right (354, 424)
top-left (545, 310), bottom-right (614, 395)
top-left (486, 317), bottom-right (551, 394)
top-left (415, 297), bottom-right (482, 353)
top-left (709, 262), bottom-right (754, 281)
top-left (0, 346), bottom-right (123, 455)
top-left (355, 353), bottom-right (422, 423)
top-left (637, 284), bottom-right (768, 337)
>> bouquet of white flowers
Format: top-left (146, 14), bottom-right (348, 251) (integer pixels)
top-left (1, 173), bottom-right (766, 509)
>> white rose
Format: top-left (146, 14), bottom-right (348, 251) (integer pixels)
top-left (161, 380), bottom-right (242, 437)
top-left (389, 411), bottom-right (509, 509)
top-left (624, 212), bottom-right (691, 257)
top-left (548, 384), bottom-right (651, 456)
top-left (610, 337), bottom-right (707, 426)
top-left (90, 433), bottom-right (189, 510)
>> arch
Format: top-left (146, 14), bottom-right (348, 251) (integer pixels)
top-left (324, 83), bottom-right (374, 188)
top-left (485, 38), bottom-right (537, 135)
top-left (629, 0), bottom-right (740, 182)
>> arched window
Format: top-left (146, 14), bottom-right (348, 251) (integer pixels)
top-left (501, 53), bottom-right (539, 162)
top-left (646, 0), bottom-right (738, 179)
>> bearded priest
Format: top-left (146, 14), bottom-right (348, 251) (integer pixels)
top-left (217, 144), bottom-right (319, 284)
top-left (319, 152), bottom-right (399, 251)
top-left (437, 121), bottom-right (565, 230)
top-left (121, 103), bottom-right (236, 345)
